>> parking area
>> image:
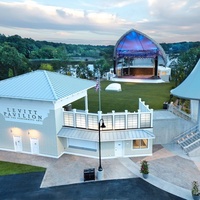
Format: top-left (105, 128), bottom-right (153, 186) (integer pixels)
top-left (0, 144), bottom-right (200, 199)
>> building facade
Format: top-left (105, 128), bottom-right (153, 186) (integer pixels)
top-left (0, 70), bottom-right (155, 158)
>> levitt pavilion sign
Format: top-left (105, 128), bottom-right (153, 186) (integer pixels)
top-left (1, 106), bottom-right (49, 125)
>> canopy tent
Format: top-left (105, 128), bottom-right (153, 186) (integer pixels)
top-left (113, 29), bottom-right (167, 77)
top-left (105, 83), bottom-right (122, 92)
top-left (171, 59), bottom-right (200, 100)
top-left (171, 59), bottom-right (200, 130)
top-left (158, 66), bottom-right (171, 82)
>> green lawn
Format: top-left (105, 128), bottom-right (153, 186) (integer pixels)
top-left (72, 81), bottom-right (176, 113)
top-left (0, 161), bottom-right (46, 176)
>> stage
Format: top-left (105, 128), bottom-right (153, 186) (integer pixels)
top-left (110, 75), bottom-right (165, 83)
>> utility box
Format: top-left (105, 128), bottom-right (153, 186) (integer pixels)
top-left (84, 168), bottom-right (95, 181)
top-left (163, 102), bottom-right (168, 109)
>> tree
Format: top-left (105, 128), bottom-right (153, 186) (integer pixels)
top-left (54, 45), bottom-right (68, 60)
top-left (39, 63), bottom-right (54, 71)
top-left (76, 61), bottom-right (88, 79)
top-left (171, 46), bottom-right (200, 86)
top-left (0, 44), bottom-right (29, 80)
top-left (37, 46), bottom-right (55, 59)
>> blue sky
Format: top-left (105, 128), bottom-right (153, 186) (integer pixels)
top-left (0, 0), bottom-right (199, 45)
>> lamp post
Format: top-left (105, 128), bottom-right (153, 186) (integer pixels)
top-left (97, 118), bottom-right (106, 180)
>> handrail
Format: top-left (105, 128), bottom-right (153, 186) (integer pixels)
top-left (168, 104), bottom-right (191, 121)
top-left (173, 124), bottom-right (199, 142)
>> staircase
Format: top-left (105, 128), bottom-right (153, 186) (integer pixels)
top-left (174, 125), bottom-right (200, 154)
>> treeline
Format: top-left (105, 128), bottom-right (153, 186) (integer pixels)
top-left (0, 34), bottom-right (114, 80)
top-left (0, 34), bottom-right (114, 59)
top-left (0, 33), bottom-right (200, 81)
top-left (161, 41), bottom-right (200, 54)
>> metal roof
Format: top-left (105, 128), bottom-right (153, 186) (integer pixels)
top-left (0, 70), bottom-right (95, 101)
top-left (58, 127), bottom-right (155, 142)
top-left (171, 59), bottom-right (200, 100)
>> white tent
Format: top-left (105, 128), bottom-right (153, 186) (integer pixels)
top-left (158, 66), bottom-right (171, 82)
top-left (105, 83), bottom-right (122, 92)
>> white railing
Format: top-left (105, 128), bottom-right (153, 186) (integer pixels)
top-left (63, 99), bottom-right (153, 131)
top-left (168, 103), bottom-right (191, 121)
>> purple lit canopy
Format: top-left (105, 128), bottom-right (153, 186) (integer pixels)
top-left (114, 29), bottom-right (167, 64)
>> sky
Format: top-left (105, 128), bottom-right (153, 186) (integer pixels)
top-left (0, 0), bottom-right (200, 45)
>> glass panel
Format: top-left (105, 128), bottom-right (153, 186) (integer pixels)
top-left (87, 115), bottom-right (98, 130)
top-left (141, 139), bottom-right (148, 148)
top-left (140, 113), bottom-right (151, 128)
top-left (63, 112), bottom-right (74, 127)
top-left (102, 115), bottom-right (113, 130)
top-left (133, 139), bottom-right (148, 149)
top-left (76, 113), bottom-right (86, 128)
top-left (114, 115), bottom-right (125, 129)
top-left (127, 114), bottom-right (138, 128)
top-left (133, 140), bottom-right (140, 149)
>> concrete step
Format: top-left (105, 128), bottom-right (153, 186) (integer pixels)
top-left (174, 125), bottom-right (199, 142)
top-left (178, 132), bottom-right (200, 144)
top-left (184, 140), bottom-right (200, 153)
top-left (177, 132), bottom-right (200, 153)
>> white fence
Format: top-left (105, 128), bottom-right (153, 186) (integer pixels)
top-left (63, 99), bottom-right (153, 131)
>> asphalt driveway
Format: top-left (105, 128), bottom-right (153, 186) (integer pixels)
top-left (0, 172), bottom-right (183, 200)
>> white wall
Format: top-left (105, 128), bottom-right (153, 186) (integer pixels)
top-left (153, 111), bottom-right (195, 144)
top-left (0, 98), bottom-right (60, 157)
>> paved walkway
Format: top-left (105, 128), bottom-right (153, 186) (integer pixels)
top-left (0, 144), bottom-right (200, 199)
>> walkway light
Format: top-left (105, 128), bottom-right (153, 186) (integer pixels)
top-left (98, 118), bottom-right (106, 179)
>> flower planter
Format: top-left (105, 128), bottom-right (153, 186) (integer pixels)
top-left (192, 181), bottom-right (200, 200)
top-left (192, 195), bottom-right (200, 200)
top-left (140, 160), bottom-right (149, 176)
top-left (142, 173), bottom-right (149, 179)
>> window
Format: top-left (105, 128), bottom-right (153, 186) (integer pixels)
top-left (133, 139), bottom-right (148, 149)
top-left (68, 139), bottom-right (97, 151)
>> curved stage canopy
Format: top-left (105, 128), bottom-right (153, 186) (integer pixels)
top-left (113, 29), bottom-right (167, 77)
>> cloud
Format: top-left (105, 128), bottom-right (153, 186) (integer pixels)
top-left (0, 0), bottom-right (137, 46)
top-left (0, 0), bottom-right (199, 44)
top-left (147, 0), bottom-right (200, 25)
top-left (80, 0), bottom-right (140, 10)
top-left (0, 1), bottom-right (130, 33)
top-left (140, 0), bottom-right (200, 42)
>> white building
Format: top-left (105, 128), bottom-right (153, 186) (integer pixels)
top-left (0, 70), bottom-right (155, 158)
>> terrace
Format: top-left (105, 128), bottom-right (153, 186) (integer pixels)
top-left (62, 98), bottom-right (153, 131)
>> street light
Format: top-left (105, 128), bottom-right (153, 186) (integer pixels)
top-left (98, 119), bottom-right (106, 173)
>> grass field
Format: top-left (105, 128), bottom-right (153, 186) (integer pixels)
top-left (72, 80), bottom-right (176, 113)
top-left (0, 161), bottom-right (46, 176)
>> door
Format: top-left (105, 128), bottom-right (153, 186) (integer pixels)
top-left (30, 138), bottom-right (39, 154)
top-left (13, 136), bottom-right (22, 152)
top-left (115, 141), bottom-right (123, 157)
